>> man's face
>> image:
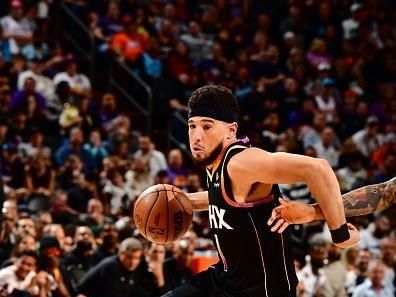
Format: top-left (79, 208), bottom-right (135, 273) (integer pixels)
top-left (188, 117), bottom-right (232, 167)
top-left (119, 250), bottom-right (142, 271)
top-left (17, 218), bottom-right (36, 237)
top-left (139, 137), bottom-right (151, 153)
top-left (175, 244), bottom-right (194, 267)
top-left (16, 255), bottom-right (36, 279)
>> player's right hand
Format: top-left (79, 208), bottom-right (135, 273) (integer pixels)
top-left (333, 223), bottom-right (360, 248)
top-left (267, 198), bottom-right (317, 232)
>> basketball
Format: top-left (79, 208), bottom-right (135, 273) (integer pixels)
top-left (133, 184), bottom-right (193, 244)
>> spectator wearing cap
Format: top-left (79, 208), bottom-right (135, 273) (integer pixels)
top-left (53, 60), bottom-right (92, 97)
top-left (342, 3), bottom-right (363, 40)
top-left (297, 234), bottom-right (330, 297)
top-left (352, 262), bottom-right (393, 297)
top-left (0, 0), bottom-right (35, 57)
top-left (17, 58), bottom-right (55, 100)
top-left (314, 77), bottom-right (338, 122)
top-left (77, 237), bottom-right (164, 297)
top-left (352, 116), bottom-right (384, 157)
top-left (38, 236), bottom-right (72, 297)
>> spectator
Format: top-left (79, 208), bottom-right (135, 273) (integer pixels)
top-left (0, 26), bottom-right (12, 63)
top-left (355, 249), bottom-right (372, 286)
top-left (10, 77), bottom-right (46, 114)
top-left (133, 135), bottom-right (167, 178)
top-left (359, 215), bottom-right (391, 256)
top-left (110, 16), bottom-right (149, 62)
top-left (352, 262), bottom-right (393, 297)
top-left (336, 151), bottom-right (367, 193)
top-left (0, 250), bottom-right (39, 296)
top-left (163, 238), bottom-right (194, 291)
top-left (180, 21), bottom-right (213, 63)
top-left (53, 60), bottom-right (91, 97)
top-left (62, 226), bottom-right (96, 293)
top-left (103, 167), bottom-right (134, 216)
top-left (125, 156), bottom-right (154, 201)
top-left (55, 127), bottom-right (95, 172)
top-left (166, 149), bottom-right (187, 188)
top-left (297, 234), bottom-right (329, 297)
top-left (313, 126), bottom-right (339, 168)
top-left (17, 58), bottom-right (54, 100)
top-left (83, 130), bottom-right (109, 170)
top-left (77, 237), bottom-right (164, 297)
top-left (0, 0), bottom-right (35, 57)
top-left (91, 223), bottom-right (118, 266)
top-left (352, 116), bottom-right (384, 158)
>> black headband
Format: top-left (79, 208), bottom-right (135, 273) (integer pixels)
top-left (188, 106), bottom-right (238, 123)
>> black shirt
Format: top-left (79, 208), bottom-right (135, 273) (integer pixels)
top-left (206, 138), bottom-right (298, 297)
top-left (77, 256), bottom-right (160, 297)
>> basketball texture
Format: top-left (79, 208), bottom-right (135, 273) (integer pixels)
top-left (133, 184), bottom-right (193, 244)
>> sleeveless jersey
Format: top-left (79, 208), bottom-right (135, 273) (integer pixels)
top-left (206, 138), bottom-right (298, 297)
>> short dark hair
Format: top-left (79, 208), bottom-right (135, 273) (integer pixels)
top-left (188, 85), bottom-right (239, 115)
top-left (19, 249), bottom-right (39, 263)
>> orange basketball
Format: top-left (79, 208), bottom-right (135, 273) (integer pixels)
top-left (133, 184), bottom-right (193, 244)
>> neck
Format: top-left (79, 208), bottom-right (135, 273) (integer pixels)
top-left (206, 137), bottom-right (237, 170)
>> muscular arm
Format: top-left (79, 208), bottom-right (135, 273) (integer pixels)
top-left (229, 148), bottom-right (346, 230)
top-left (313, 177), bottom-right (396, 220)
top-left (268, 177), bottom-right (396, 229)
top-left (187, 191), bottom-right (209, 211)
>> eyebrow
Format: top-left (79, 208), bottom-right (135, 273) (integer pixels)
top-left (188, 119), bottom-right (215, 124)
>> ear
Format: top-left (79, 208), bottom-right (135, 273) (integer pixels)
top-left (228, 122), bottom-right (238, 136)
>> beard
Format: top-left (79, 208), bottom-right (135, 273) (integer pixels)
top-left (193, 141), bottom-right (223, 167)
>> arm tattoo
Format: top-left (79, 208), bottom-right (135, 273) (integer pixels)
top-left (343, 177), bottom-right (396, 217)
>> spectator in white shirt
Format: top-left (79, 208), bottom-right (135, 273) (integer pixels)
top-left (297, 234), bottom-right (330, 297)
top-left (359, 215), bottom-right (391, 257)
top-left (53, 59), bottom-right (91, 96)
top-left (315, 77), bottom-right (337, 122)
top-left (352, 262), bottom-right (394, 297)
top-left (18, 58), bottom-right (54, 99)
top-left (313, 126), bottom-right (339, 168)
top-left (352, 116), bottom-right (384, 158)
top-left (133, 135), bottom-right (167, 178)
top-left (0, 250), bottom-right (39, 296)
top-left (0, 0), bottom-right (35, 55)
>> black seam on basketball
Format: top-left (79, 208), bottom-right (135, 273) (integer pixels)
top-left (134, 188), bottom-right (176, 209)
top-left (172, 188), bottom-right (190, 238)
top-left (144, 189), bottom-right (160, 239)
top-left (163, 185), bottom-right (170, 244)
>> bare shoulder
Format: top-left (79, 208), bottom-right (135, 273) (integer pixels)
top-left (227, 147), bottom-right (269, 179)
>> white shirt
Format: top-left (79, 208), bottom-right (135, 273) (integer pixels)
top-left (133, 149), bottom-right (167, 178)
top-left (313, 141), bottom-right (339, 168)
top-left (336, 167), bottom-right (367, 192)
top-left (53, 71), bottom-right (91, 93)
top-left (315, 95), bottom-right (336, 122)
top-left (352, 279), bottom-right (394, 297)
top-left (342, 18), bottom-right (359, 40)
top-left (18, 70), bottom-right (55, 99)
top-left (297, 262), bottom-right (327, 297)
top-left (0, 15), bottom-right (34, 54)
top-left (0, 265), bottom-right (38, 295)
top-left (352, 129), bottom-right (384, 157)
top-left (103, 181), bottom-right (134, 215)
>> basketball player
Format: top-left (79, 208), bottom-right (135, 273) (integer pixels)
top-left (162, 84), bottom-right (363, 297)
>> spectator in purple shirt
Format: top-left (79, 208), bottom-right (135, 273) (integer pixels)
top-left (10, 77), bottom-right (46, 113)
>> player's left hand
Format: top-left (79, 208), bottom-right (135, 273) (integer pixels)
top-left (267, 198), bottom-right (317, 232)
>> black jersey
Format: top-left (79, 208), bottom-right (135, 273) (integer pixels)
top-left (205, 138), bottom-right (298, 297)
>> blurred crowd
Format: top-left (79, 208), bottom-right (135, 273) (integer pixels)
top-left (0, 0), bottom-right (395, 296)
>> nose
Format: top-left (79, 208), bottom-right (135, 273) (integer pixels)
top-left (191, 127), bottom-right (203, 143)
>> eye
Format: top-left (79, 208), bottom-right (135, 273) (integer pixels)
top-left (189, 124), bottom-right (196, 129)
top-left (203, 125), bottom-right (211, 130)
